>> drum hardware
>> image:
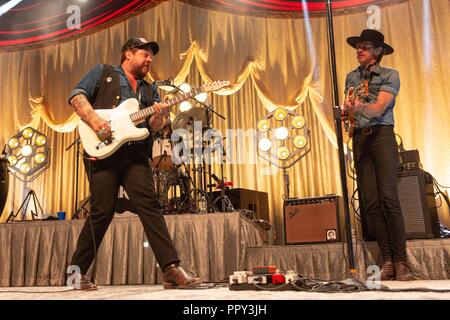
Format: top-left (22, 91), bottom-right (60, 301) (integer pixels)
top-left (159, 81), bottom-right (227, 214)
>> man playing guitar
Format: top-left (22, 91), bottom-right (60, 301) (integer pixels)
top-left (68, 38), bottom-right (202, 290)
top-left (342, 30), bottom-right (414, 281)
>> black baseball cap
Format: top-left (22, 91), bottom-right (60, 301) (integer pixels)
top-left (121, 37), bottom-right (159, 55)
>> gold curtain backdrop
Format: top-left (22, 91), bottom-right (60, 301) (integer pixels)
top-left (0, 0), bottom-right (449, 243)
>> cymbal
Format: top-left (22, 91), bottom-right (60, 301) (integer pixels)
top-left (172, 107), bottom-right (210, 131)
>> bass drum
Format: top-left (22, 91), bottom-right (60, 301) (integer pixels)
top-left (0, 158), bottom-right (9, 219)
top-left (151, 138), bottom-right (173, 171)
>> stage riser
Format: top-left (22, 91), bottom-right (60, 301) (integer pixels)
top-left (0, 212), bottom-right (265, 287)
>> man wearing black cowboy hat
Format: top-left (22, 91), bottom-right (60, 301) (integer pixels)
top-left (68, 37), bottom-right (202, 290)
top-left (343, 29), bottom-right (414, 281)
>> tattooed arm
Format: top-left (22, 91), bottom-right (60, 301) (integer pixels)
top-left (70, 94), bottom-right (111, 140)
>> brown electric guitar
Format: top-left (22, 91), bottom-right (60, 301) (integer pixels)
top-left (343, 80), bottom-right (369, 138)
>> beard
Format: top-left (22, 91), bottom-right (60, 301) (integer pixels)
top-left (132, 63), bottom-right (150, 78)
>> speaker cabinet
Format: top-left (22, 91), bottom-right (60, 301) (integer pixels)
top-left (284, 195), bottom-right (341, 245)
top-left (361, 170), bottom-right (440, 240)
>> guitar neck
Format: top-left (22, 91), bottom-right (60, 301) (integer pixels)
top-left (129, 87), bottom-right (204, 123)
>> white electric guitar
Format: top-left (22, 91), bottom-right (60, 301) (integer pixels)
top-left (78, 80), bottom-right (229, 159)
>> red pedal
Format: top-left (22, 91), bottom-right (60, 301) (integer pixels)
top-left (272, 274), bottom-right (286, 284)
top-left (252, 266), bottom-right (277, 274)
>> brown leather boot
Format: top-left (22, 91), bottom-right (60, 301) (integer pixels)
top-left (380, 260), bottom-right (396, 281)
top-left (162, 264), bottom-right (202, 289)
top-left (73, 274), bottom-right (98, 290)
top-left (395, 262), bottom-right (415, 281)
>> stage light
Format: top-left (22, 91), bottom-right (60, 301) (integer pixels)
top-left (8, 137), bottom-right (19, 149)
top-left (35, 135), bottom-right (47, 147)
top-left (22, 127), bottom-right (34, 139)
top-left (7, 155), bottom-right (17, 166)
top-left (277, 147), bottom-right (290, 160)
top-left (21, 145), bottom-right (33, 157)
top-left (274, 108), bottom-right (287, 121)
top-left (292, 115), bottom-right (305, 129)
top-left (275, 127), bottom-right (289, 140)
top-left (20, 162), bottom-right (31, 175)
top-left (4, 127), bottom-right (51, 222)
top-left (179, 83), bottom-right (191, 93)
top-left (179, 101), bottom-right (192, 112)
top-left (294, 135), bottom-right (307, 149)
top-left (195, 92), bottom-right (208, 103)
top-left (34, 152), bottom-right (46, 164)
top-left (258, 138), bottom-right (272, 152)
top-left (5, 127), bottom-right (50, 181)
top-left (258, 119), bottom-right (270, 132)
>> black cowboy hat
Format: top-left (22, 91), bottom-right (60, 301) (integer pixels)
top-left (346, 29), bottom-right (394, 55)
top-left (121, 37), bottom-right (159, 55)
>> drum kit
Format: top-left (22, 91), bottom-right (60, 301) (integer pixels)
top-left (151, 106), bottom-right (233, 214)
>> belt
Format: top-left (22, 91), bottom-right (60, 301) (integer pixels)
top-left (354, 124), bottom-right (393, 136)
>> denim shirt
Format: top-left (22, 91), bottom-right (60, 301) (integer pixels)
top-left (68, 64), bottom-right (160, 108)
top-left (69, 64), bottom-right (161, 156)
top-left (345, 64), bottom-right (400, 128)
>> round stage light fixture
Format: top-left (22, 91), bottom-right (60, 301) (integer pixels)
top-left (35, 135), bottom-right (47, 147)
top-left (22, 127), bottom-right (34, 139)
top-left (294, 135), bottom-right (307, 149)
top-left (21, 145), bottom-right (33, 157)
top-left (34, 153), bottom-right (46, 164)
top-left (7, 155), bottom-right (17, 166)
top-left (292, 115), bottom-right (305, 129)
top-left (277, 147), bottom-right (290, 160)
top-left (8, 138), bottom-right (19, 149)
top-left (275, 127), bottom-right (289, 140)
top-left (274, 108), bottom-right (287, 121)
top-left (258, 138), bottom-right (272, 152)
top-left (20, 162), bottom-right (31, 175)
top-left (257, 119), bottom-right (270, 132)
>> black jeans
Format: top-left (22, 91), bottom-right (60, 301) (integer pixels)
top-left (70, 144), bottom-right (180, 274)
top-left (353, 125), bottom-right (407, 263)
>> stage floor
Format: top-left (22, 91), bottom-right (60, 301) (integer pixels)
top-left (1, 281), bottom-right (450, 300)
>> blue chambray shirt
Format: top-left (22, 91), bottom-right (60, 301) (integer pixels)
top-left (69, 64), bottom-right (161, 154)
top-left (344, 64), bottom-right (400, 128)
top-left (68, 64), bottom-right (160, 108)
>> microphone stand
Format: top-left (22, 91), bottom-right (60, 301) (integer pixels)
top-left (165, 81), bottom-right (226, 213)
top-left (66, 135), bottom-right (81, 216)
top-left (326, 0), bottom-right (363, 286)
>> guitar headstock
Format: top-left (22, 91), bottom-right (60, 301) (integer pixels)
top-left (201, 80), bottom-right (230, 92)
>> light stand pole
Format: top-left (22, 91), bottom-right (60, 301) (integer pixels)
top-left (325, 0), bottom-right (357, 275)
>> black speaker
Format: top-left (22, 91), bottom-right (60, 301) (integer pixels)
top-left (361, 169), bottom-right (440, 240)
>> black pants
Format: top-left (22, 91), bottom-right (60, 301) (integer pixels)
top-left (70, 145), bottom-right (180, 274)
top-left (353, 125), bottom-right (407, 263)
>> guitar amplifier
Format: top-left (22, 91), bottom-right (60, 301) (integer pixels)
top-left (284, 195), bottom-right (342, 245)
top-left (361, 169), bottom-right (440, 240)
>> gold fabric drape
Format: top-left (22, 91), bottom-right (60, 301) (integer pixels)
top-left (0, 0), bottom-right (449, 243)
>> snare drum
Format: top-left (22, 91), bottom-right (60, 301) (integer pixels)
top-left (151, 138), bottom-right (173, 171)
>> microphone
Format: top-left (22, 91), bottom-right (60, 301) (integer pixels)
top-left (152, 79), bottom-right (172, 86)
